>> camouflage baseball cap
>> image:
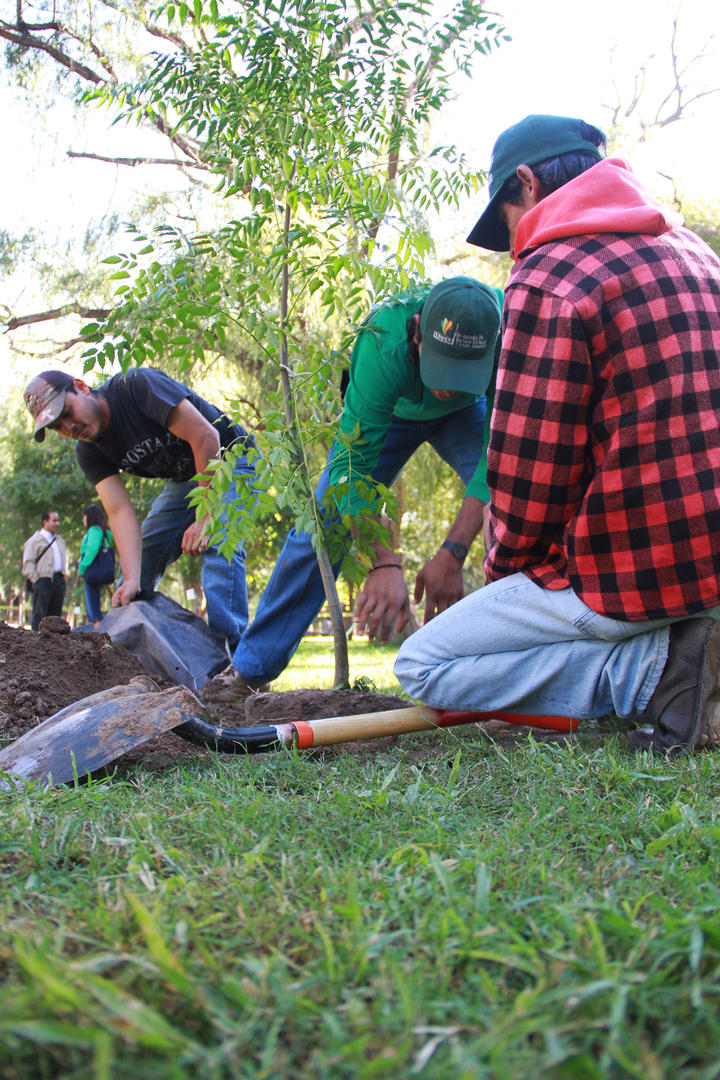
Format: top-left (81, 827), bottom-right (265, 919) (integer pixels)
top-left (24, 370), bottom-right (75, 442)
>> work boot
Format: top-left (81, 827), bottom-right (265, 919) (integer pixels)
top-left (200, 665), bottom-right (270, 704)
top-left (628, 617), bottom-right (720, 755)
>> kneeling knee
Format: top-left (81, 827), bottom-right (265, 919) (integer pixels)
top-left (394, 637), bottom-right (429, 696)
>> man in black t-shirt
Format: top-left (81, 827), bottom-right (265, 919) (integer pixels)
top-left (24, 367), bottom-right (256, 650)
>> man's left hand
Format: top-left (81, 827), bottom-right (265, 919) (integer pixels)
top-left (112, 579), bottom-right (140, 607)
top-left (182, 518), bottom-right (210, 557)
top-left (354, 566), bottom-right (411, 642)
top-left (414, 549), bottom-right (464, 624)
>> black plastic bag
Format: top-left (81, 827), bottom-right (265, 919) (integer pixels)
top-left (94, 591), bottom-right (228, 690)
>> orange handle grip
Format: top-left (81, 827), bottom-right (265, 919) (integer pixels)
top-left (434, 710), bottom-right (578, 733)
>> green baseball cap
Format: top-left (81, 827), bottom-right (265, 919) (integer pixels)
top-left (467, 114), bottom-right (604, 251)
top-left (419, 277), bottom-right (501, 396)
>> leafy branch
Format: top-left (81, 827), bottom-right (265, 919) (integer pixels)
top-left (72, 0), bottom-right (507, 683)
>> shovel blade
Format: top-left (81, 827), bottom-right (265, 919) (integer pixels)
top-left (0, 677), bottom-right (204, 788)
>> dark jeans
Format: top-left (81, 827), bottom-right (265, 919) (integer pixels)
top-left (135, 447), bottom-right (257, 652)
top-left (84, 580), bottom-right (104, 624)
top-left (31, 572), bottom-right (66, 631)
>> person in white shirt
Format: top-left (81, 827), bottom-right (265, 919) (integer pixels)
top-left (22, 509), bottom-right (68, 631)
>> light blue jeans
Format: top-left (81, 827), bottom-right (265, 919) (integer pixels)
top-left (394, 571), bottom-right (720, 720)
top-left (139, 450), bottom-right (256, 652)
top-left (232, 402), bottom-right (487, 682)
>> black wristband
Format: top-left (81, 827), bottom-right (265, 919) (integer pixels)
top-left (441, 540), bottom-right (468, 563)
top-left (368, 563), bottom-right (403, 572)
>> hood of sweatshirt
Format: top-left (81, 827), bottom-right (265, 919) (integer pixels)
top-left (514, 158), bottom-right (683, 260)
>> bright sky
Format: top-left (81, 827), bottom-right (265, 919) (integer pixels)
top-left (3, 0), bottom-right (719, 383)
top-left (453, 0), bottom-right (719, 188)
top-left (443, 0), bottom-right (720, 246)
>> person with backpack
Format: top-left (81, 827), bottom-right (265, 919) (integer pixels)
top-left (21, 509), bottom-right (68, 631)
top-left (78, 503), bottom-right (115, 628)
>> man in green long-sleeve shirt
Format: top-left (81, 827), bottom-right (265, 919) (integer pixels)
top-left (204, 276), bottom-right (503, 702)
top-left (331, 287), bottom-right (497, 510)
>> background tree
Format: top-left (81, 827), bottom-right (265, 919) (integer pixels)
top-left (604, 14), bottom-right (718, 146)
top-left (1, 0), bottom-right (228, 374)
top-left (600, 16), bottom-right (720, 260)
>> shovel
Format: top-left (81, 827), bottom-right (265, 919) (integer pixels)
top-left (0, 677), bottom-right (202, 788)
top-left (0, 678), bottom-right (578, 788)
top-left (176, 705), bottom-right (578, 753)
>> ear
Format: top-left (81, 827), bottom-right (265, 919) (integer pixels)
top-left (412, 312), bottom-right (421, 343)
top-left (516, 164), bottom-right (544, 205)
top-left (72, 377), bottom-right (91, 395)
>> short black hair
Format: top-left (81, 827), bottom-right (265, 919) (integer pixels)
top-left (499, 121), bottom-right (606, 206)
top-left (406, 311), bottom-right (422, 366)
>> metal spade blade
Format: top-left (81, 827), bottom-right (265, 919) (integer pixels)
top-left (0, 676), bottom-right (205, 787)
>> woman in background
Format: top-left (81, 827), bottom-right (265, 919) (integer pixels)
top-left (78, 504), bottom-right (115, 629)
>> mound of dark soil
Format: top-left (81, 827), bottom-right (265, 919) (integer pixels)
top-left (0, 618), bottom-right (163, 740)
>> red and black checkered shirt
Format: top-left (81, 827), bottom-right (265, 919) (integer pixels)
top-left (485, 226), bottom-right (720, 621)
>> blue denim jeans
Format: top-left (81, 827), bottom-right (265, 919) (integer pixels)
top-left (84, 580), bottom-right (104, 624)
top-left (139, 451), bottom-right (256, 651)
top-left (232, 402), bottom-right (487, 682)
top-left (394, 571), bottom-right (720, 720)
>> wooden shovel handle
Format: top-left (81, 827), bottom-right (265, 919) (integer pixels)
top-left (292, 706), bottom-right (578, 748)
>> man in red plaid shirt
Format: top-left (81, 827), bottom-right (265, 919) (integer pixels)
top-left (395, 114), bottom-right (720, 754)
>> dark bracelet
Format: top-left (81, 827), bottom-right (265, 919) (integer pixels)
top-left (368, 563), bottom-right (403, 572)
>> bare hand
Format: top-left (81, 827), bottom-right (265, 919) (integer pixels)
top-left (182, 517), bottom-right (210, 557)
top-left (414, 550), bottom-right (464, 624)
top-left (354, 567), bottom-right (410, 642)
top-left (111, 579), bottom-right (140, 607)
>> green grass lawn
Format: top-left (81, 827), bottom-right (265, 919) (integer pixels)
top-left (1, 638), bottom-right (720, 1079)
top-left (271, 635), bottom-right (409, 696)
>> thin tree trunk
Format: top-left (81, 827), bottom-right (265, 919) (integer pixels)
top-left (279, 202), bottom-right (350, 688)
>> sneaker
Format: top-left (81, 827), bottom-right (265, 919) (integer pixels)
top-left (200, 666), bottom-right (270, 704)
top-left (628, 617), bottom-right (720, 755)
